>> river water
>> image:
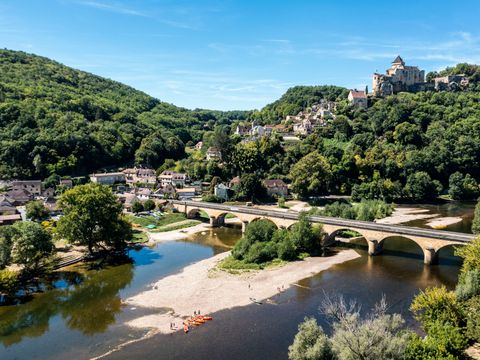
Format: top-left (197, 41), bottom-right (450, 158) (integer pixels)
top-left (0, 203), bottom-right (469, 360)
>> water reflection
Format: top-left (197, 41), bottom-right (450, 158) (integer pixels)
top-left (0, 261), bottom-right (134, 346)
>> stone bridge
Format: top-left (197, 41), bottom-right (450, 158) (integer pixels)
top-left (169, 200), bottom-right (475, 265)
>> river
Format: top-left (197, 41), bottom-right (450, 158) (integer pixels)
top-left (0, 202), bottom-right (470, 360)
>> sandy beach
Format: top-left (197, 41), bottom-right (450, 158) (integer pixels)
top-left (426, 217), bottom-right (463, 229)
top-left (124, 249), bottom-right (360, 334)
top-left (376, 207), bottom-right (438, 225)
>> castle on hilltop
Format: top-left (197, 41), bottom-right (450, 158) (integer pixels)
top-left (372, 56), bottom-right (428, 97)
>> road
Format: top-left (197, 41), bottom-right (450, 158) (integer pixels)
top-left (170, 200), bottom-right (475, 243)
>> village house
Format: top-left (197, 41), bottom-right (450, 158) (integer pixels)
top-left (176, 187), bottom-right (197, 199)
top-left (0, 213), bottom-right (22, 226)
top-left (263, 179), bottom-right (288, 198)
top-left (235, 124), bottom-right (252, 136)
top-left (293, 119), bottom-right (314, 135)
top-left (118, 193), bottom-right (140, 211)
top-left (123, 167), bottom-right (157, 185)
top-left (43, 196), bottom-right (59, 213)
top-left (250, 125), bottom-right (266, 137)
top-left (372, 56), bottom-right (428, 97)
top-left (136, 188), bottom-right (153, 201)
top-left (60, 179), bottom-right (73, 188)
top-left (12, 180), bottom-right (42, 196)
top-left (206, 147), bottom-right (222, 161)
top-left (90, 172), bottom-right (126, 185)
top-left (348, 89), bottom-right (368, 108)
top-left (154, 184), bottom-right (177, 198)
top-left (158, 171), bottom-right (189, 187)
top-left (6, 189), bottom-right (34, 205)
top-left (42, 187), bottom-right (55, 198)
top-left (0, 194), bottom-right (17, 215)
top-left (195, 141), bottom-right (204, 150)
top-left (214, 183), bottom-right (231, 201)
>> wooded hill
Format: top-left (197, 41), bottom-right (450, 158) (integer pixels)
top-left (0, 49), bottom-right (248, 179)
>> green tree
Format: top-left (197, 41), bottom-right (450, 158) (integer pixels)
top-left (25, 201), bottom-right (50, 221)
top-left (232, 219), bottom-right (277, 261)
top-left (234, 173), bottom-right (267, 202)
top-left (10, 221), bottom-right (54, 272)
top-left (288, 317), bottom-right (334, 360)
top-left (143, 199), bottom-right (155, 212)
top-left (131, 201), bottom-right (144, 214)
top-left (321, 295), bottom-right (409, 360)
top-left (404, 172), bottom-right (442, 201)
top-left (472, 201), bottom-right (480, 234)
top-left (0, 226), bottom-right (15, 269)
top-left (289, 151), bottom-right (331, 198)
top-left (57, 183), bottom-right (132, 255)
top-left (289, 212), bottom-right (323, 254)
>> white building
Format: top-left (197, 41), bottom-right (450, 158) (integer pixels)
top-left (158, 171), bottom-right (189, 187)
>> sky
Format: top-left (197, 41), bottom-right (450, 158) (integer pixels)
top-left (1, 0), bottom-right (480, 110)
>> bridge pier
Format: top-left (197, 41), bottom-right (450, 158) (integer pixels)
top-left (241, 221), bottom-right (249, 234)
top-left (367, 239), bottom-right (383, 256)
top-left (423, 247), bottom-right (438, 265)
top-left (209, 216), bottom-right (224, 227)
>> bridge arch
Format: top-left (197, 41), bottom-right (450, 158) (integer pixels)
top-left (378, 235), bottom-right (425, 261)
top-left (435, 243), bottom-right (465, 266)
top-left (248, 217), bottom-right (280, 229)
top-left (186, 208), bottom-right (203, 219)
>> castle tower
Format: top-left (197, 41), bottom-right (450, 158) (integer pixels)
top-left (391, 55), bottom-right (405, 68)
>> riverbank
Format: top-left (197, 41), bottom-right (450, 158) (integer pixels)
top-left (124, 249), bottom-right (361, 334)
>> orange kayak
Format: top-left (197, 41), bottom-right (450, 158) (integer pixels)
top-left (202, 316), bottom-right (213, 321)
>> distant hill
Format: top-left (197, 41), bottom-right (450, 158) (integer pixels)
top-left (0, 49), bottom-right (248, 178)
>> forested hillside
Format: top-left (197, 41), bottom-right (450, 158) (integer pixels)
top-left (180, 71), bottom-right (480, 202)
top-left (0, 50), bottom-right (248, 178)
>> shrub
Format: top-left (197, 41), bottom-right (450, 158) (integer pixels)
top-left (455, 238), bottom-right (480, 273)
top-left (455, 269), bottom-right (480, 301)
top-left (405, 321), bottom-right (467, 360)
top-left (0, 269), bottom-right (19, 296)
top-left (288, 317), bottom-right (334, 360)
top-left (131, 201), bottom-right (144, 214)
top-left (201, 193), bottom-right (222, 203)
top-left (410, 286), bottom-right (464, 330)
top-left (465, 296), bottom-right (480, 342)
top-left (143, 199), bottom-right (156, 211)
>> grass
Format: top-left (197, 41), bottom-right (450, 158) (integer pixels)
top-left (151, 220), bottom-right (200, 233)
top-left (336, 230), bottom-right (362, 238)
top-left (130, 230), bottom-right (148, 243)
top-left (217, 255), bottom-right (288, 273)
top-left (127, 212), bottom-right (187, 228)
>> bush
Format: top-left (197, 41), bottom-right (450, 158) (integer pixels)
top-left (143, 199), bottom-right (156, 211)
top-left (406, 321), bottom-right (468, 360)
top-left (25, 200), bottom-right (50, 221)
top-left (232, 220), bottom-right (277, 260)
top-left (410, 286), bottom-right (464, 330)
top-left (455, 269), bottom-right (480, 301)
top-left (0, 226), bottom-right (15, 269)
top-left (455, 238), bottom-right (480, 273)
top-left (465, 296), bottom-right (480, 342)
top-left (288, 317), bottom-right (334, 360)
top-left (0, 269), bottom-right (19, 296)
top-left (131, 201), bottom-right (144, 214)
top-left (243, 241), bottom-right (277, 264)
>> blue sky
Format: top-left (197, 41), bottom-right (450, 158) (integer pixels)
top-left (1, 0), bottom-right (480, 110)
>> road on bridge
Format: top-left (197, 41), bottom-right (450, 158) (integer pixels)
top-left (170, 200), bottom-right (475, 244)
